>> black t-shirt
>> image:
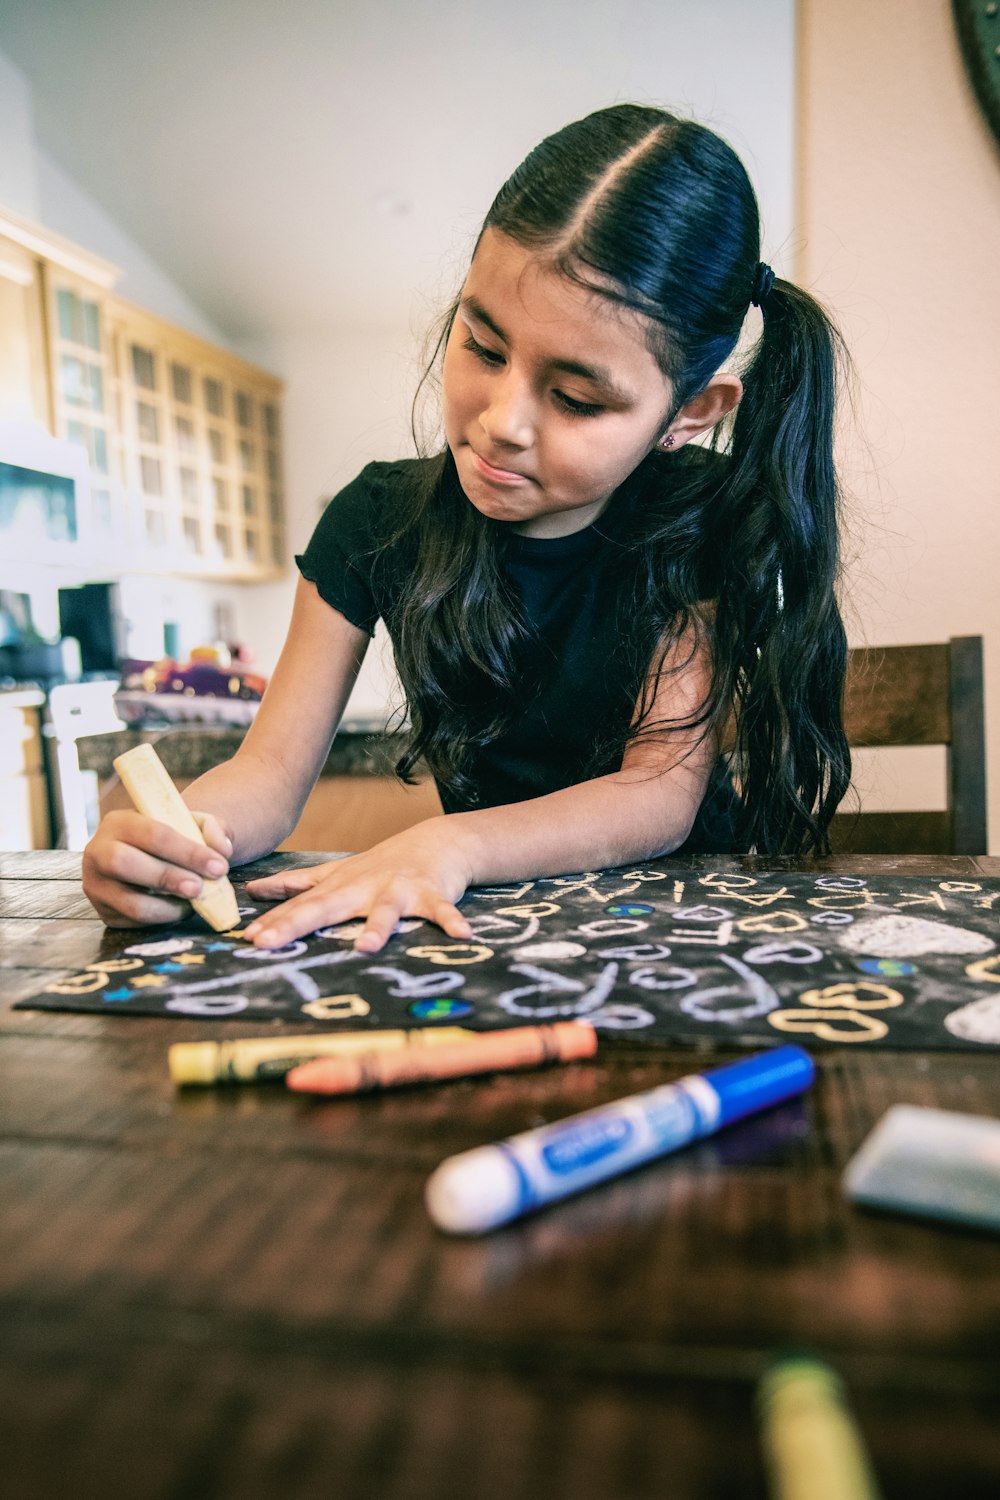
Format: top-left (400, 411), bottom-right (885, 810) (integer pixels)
top-left (296, 456), bottom-right (739, 852)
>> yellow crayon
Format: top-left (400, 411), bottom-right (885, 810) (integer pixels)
top-left (114, 742), bottom-right (239, 932)
top-left (757, 1358), bottom-right (883, 1500)
top-left (169, 1027), bottom-right (476, 1085)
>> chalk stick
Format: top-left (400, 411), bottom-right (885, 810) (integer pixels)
top-left (169, 1026), bottom-right (476, 1085)
top-left (285, 1021), bottom-right (598, 1095)
top-left (757, 1357), bottom-right (884, 1500)
top-left (113, 742), bottom-right (239, 932)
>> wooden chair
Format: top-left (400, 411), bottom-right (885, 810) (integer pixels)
top-left (830, 635), bottom-right (988, 854)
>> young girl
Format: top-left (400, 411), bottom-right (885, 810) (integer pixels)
top-left (83, 103), bottom-right (851, 954)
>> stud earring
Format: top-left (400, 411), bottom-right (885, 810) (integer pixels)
top-left (659, 434), bottom-right (676, 450)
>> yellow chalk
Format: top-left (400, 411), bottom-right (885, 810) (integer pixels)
top-left (757, 1358), bottom-right (883, 1500)
top-left (113, 742), bottom-right (239, 932)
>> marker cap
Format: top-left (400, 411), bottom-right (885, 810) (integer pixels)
top-left (425, 1147), bottom-right (522, 1235)
top-left (702, 1045), bottom-right (814, 1129)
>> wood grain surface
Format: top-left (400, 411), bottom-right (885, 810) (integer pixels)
top-left (2, 852), bottom-right (999, 1500)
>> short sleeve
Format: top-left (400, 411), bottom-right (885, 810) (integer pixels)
top-left (295, 463), bottom-right (388, 636)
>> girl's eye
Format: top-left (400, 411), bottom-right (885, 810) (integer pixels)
top-left (555, 391), bottom-right (605, 418)
top-left (463, 334), bottom-right (504, 366)
top-left (462, 333), bottom-right (604, 417)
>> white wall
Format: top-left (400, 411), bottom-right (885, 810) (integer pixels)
top-left (235, 325), bottom-right (418, 712)
top-left (0, 51), bottom-right (40, 219)
top-left (37, 151), bottom-right (228, 346)
top-left (798, 0), bottom-right (1000, 851)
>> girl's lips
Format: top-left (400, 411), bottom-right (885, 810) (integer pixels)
top-left (470, 449), bottom-right (531, 485)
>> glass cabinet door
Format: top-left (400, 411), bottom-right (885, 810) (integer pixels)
top-left (44, 269), bottom-right (287, 579)
top-left (125, 333), bottom-right (173, 552)
top-left (46, 273), bottom-right (121, 546)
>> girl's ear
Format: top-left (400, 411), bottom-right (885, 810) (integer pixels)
top-left (657, 373), bottom-right (743, 451)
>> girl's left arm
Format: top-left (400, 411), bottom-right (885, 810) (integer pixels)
top-left (244, 621), bottom-right (718, 951)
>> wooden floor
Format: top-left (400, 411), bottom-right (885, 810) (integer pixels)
top-left (2, 851), bottom-right (999, 1500)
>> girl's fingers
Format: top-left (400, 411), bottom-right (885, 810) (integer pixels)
top-left (245, 859), bottom-right (347, 900)
top-left (244, 870), bottom-right (324, 900)
top-left (243, 885), bottom-right (359, 947)
top-left (113, 811), bottom-right (229, 880)
top-left (354, 898), bottom-right (410, 953)
top-left (242, 834), bottom-right (471, 952)
top-left (430, 900), bottom-right (475, 941)
top-left (88, 880), bottom-right (192, 927)
top-left (100, 842), bottom-right (219, 903)
top-left (192, 812), bottom-right (234, 860)
top-left (82, 808), bottom-right (231, 927)
top-left (354, 897), bottom-right (471, 954)
top-left (246, 883), bottom-right (472, 954)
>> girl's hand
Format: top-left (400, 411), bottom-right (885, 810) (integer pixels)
top-left (242, 820), bottom-right (475, 953)
top-left (82, 809), bottom-right (234, 927)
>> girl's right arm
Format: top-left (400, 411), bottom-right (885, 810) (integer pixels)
top-left (82, 577), bottom-right (370, 926)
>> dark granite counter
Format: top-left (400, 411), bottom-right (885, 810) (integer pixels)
top-left (76, 721), bottom-right (412, 782)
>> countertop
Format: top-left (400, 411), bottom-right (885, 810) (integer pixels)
top-left (0, 685), bottom-right (46, 710)
top-left (76, 715), bottom-right (412, 780)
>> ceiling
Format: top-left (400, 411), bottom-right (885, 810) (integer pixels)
top-left (0, 0), bottom-right (794, 341)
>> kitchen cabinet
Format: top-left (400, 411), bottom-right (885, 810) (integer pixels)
top-left (0, 232), bottom-right (49, 429)
top-left (100, 297), bottom-right (286, 578)
top-left (0, 689), bottom-right (50, 850)
top-left (43, 269), bottom-right (120, 551)
top-left (1, 206), bottom-right (287, 581)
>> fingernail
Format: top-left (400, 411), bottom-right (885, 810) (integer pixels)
top-left (244, 922), bottom-right (260, 937)
top-left (254, 928), bottom-right (284, 948)
top-left (221, 836), bottom-right (234, 856)
top-left (206, 857), bottom-right (227, 877)
top-left (179, 878), bottom-right (201, 898)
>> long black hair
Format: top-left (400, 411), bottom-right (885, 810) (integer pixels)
top-left (391, 103), bottom-right (851, 854)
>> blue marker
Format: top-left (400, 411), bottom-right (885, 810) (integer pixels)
top-left (425, 1045), bottom-right (814, 1234)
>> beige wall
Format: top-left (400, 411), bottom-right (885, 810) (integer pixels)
top-left (797, 0), bottom-right (1000, 852)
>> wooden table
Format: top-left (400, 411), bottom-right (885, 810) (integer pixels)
top-left (2, 851), bottom-right (999, 1500)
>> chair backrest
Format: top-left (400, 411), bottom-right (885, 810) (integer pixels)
top-left (830, 635), bottom-right (988, 854)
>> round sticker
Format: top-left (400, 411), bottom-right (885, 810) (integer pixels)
top-left (408, 998), bottom-right (474, 1020)
top-left (856, 957), bottom-right (917, 978)
top-left (604, 902), bottom-right (653, 917)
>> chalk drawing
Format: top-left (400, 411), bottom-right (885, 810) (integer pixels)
top-left (944, 995), bottom-right (1000, 1044)
top-left (840, 914), bottom-right (995, 959)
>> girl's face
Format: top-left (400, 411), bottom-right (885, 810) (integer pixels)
top-left (442, 229), bottom-right (675, 539)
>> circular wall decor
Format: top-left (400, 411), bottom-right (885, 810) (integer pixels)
top-left (953, 0), bottom-right (1000, 147)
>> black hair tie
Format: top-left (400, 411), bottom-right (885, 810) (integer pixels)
top-left (750, 261), bottom-right (775, 308)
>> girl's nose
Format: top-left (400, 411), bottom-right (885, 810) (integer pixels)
top-left (479, 376), bottom-right (535, 449)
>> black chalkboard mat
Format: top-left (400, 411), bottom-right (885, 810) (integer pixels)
top-left (16, 863), bottom-right (1000, 1050)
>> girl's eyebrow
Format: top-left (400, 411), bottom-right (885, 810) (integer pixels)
top-left (459, 296), bottom-right (634, 404)
top-left (460, 296), bottom-right (508, 343)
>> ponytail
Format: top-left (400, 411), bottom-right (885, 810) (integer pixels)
top-left (709, 278), bottom-right (851, 853)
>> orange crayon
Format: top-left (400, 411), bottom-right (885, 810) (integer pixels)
top-left (285, 1022), bottom-right (598, 1095)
